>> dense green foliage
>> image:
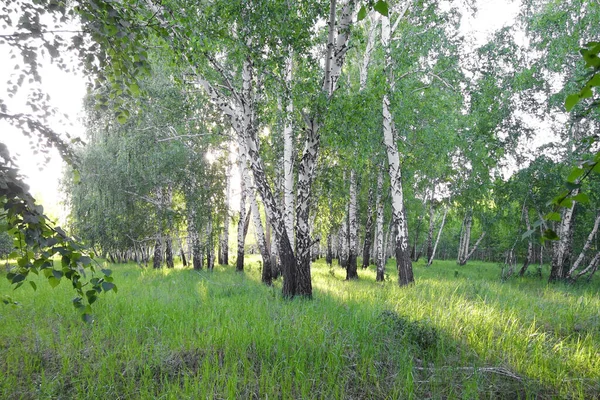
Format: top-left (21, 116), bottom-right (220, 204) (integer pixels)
top-left (0, 145), bottom-right (115, 321)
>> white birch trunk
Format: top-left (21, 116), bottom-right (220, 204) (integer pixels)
top-left (283, 55), bottom-right (295, 247)
top-left (236, 145), bottom-right (248, 272)
top-left (375, 168), bottom-right (385, 281)
top-left (346, 169), bottom-right (358, 279)
top-left (220, 161), bottom-right (231, 265)
top-left (381, 11), bottom-right (413, 286)
top-left (550, 194), bottom-right (577, 282)
top-left (427, 207), bottom-right (448, 267)
top-left (567, 212), bottom-right (600, 278)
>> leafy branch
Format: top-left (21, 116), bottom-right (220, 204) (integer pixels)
top-left (1, 144), bottom-right (115, 323)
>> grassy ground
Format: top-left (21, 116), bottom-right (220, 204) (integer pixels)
top-left (1, 256), bottom-right (599, 399)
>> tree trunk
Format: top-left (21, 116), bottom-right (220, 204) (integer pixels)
top-left (425, 186), bottom-right (436, 262)
top-left (326, 233), bottom-right (333, 266)
top-left (375, 169), bottom-right (385, 281)
top-left (192, 230), bottom-right (202, 270)
top-left (206, 215), bottom-right (214, 271)
top-left (294, 121), bottom-right (319, 297)
top-left (411, 215), bottom-right (423, 262)
top-left (362, 184), bottom-right (375, 269)
top-left (567, 212), bottom-right (600, 279)
top-left (550, 198), bottom-right (577, 282)
top-left (250, 192), bottom-right (272, 285)
top-left (219, 162), bottom-right (231, 266)
top-left (346, 169), bottom-right (358, 280)
top-left (179, 240), bottom-right (187, 267)
top-left (153, 235), bottom-right (162, 269)
top-left (519, 203), bottom-right (533, 276)
top-left (459, 231), bottom-right (486, 266)
top-left (236, 148), bottom-right (248, 272)
top-left (241, 139), bottom-right (273, 284)
top-left (382, 13), bottom-right (413, 286)
top-left (165, 236), bottom-right (175, 268)
top-left (427, 206), bottom-right (447, 267)
top-left (457, 211), bottom-right (473, 264)
top-left (283, 58), bottom-right (295, 248)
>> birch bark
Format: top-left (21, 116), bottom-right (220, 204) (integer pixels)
top-left (550, 196), bottom-right (577, 282)
top-left (346, 169), bottom-right (358, 279)
top-left (427, 207), bottom-right (447, 267)
top-left (567, 212), bottom-right (600, 279)
top-left (375, 168), bottom-right (385, 281)
top-left (381, 10), bottom-right (413, 286)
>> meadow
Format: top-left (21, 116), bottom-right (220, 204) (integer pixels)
top-left (1, 256), bottom-right (599, 399)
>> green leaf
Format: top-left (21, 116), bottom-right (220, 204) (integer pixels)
top-left (101, 281), bottom-right (115, 292)
top-left (566, 167), bottom-right (585, 183)
top-left (86, 290), bottom-right (97, 304)
top-left (357, 6), bottom-right (367, 21)
top-left (52, 269), bottom-right (63, 279)
top-left (565, 181), bottom-right (581, 191)
top-left (29, 281), bottom-right (37, 291)
top-left (101, 268), bottom-right (112, 277)
top-left (571, 193), bottom-right (590, 204)
top-left (545, 212), bottom-right (561, 222)
top-left (565, 94), bottom-right (580, 111)
top-left (11, 273), bottom-right (26, 284)
top-left (521, 229), bottom-right (535, 240)
top-left (73, 169), bottom-right (80, 185)
top-left (543, 229), bottom-right (560, 241)
top-left (79, 256), bottom-right (92, 266)
top-left (81, 313), bottom-right (93, 324)
top-left (373, 0), bottom-right (389, 17)
top-left (559, 197), bottom-right (573, 208)
top-left (588, 74), bottom-right (600, 87)
top-left (117, 113), bottom-right (127, 124)
top-left (130, 83), bottom-right (140, 96)
top-left (580, 87), bottom-right (593, 99)
top-left (48, 276), bottom-right (60, 288)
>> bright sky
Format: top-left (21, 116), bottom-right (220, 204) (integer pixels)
top-left (1, 0), bottom-right (535, 218)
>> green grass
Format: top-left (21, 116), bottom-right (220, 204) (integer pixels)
top-left (1, 256), bottom-right (599, 399)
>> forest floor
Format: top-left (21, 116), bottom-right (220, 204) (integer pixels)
top-left (1, 256), bottom-right (599, 399)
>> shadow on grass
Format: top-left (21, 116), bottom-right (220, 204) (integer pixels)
top-left (1, 256), bottom-right (596, 399)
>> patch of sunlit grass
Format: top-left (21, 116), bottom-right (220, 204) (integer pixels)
top-left (0, 255), bottom-right (598, 398)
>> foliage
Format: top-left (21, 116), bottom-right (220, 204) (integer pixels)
top-left (0, 144), bottom-right (115, 322)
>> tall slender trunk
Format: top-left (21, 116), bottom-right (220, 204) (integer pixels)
top-left (326, 233), bottom-right (333, 266)
top-left (283, 55), bottom-right (295, 248)
top-left (164, 185), bottom-right (175, 268)
top-left (519, 202), bottom-right (533, 276)
top-left (346, 169), bottom-right (358, 279)
top-left (165, 237), bottom-right (174, 269)
top-left (340, 203), bottom-right (349, 269)
top-left (382, 12), bottom-right (413, 286)
top-left (240, 139), bottom-right (273, 284)
top-left (179, 239), bottom-right (187, 267)
top-left (375, 168), bottom-right (385, 281)
top-left (362, 184), bottom-right (375, 268)
top-left (249, 192), bottom-right (272, 285)
top-left (427, 206), bottom-right (447, 266)
top-left (458, 211), bottom-right (472, 264)
top-left (567, 212), bottom-right (600, 279)
top-left (425, 186), bottom-right (436, 262)
top-left (153, 235), bottom-right (163, 269)
top-left (219, 162), bottom-right (231, 265)
top-left (206, 214), bottom-right (214, 270)
top-left (550, 196), bottom-right (577, 282)
top-left (459, 231), bottom-right (486, 266)
top-left (237, 147), bottom-right (248, 272)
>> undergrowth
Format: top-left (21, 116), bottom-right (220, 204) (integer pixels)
top-left (0, 256), bottom-right (598, 399)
